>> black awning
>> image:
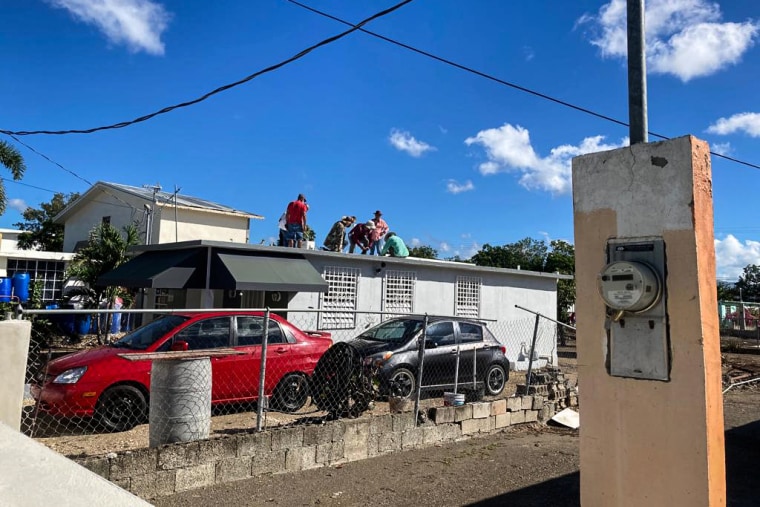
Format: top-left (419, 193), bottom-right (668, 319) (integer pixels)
top-left (215, 253), bottom-right (328, 292)
top-left (97, 249), bottom-right (199, 288)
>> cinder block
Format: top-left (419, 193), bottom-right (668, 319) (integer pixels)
top-left (158, 442), bottom-right (201, 471)
top-left (521, 396), bottom-right (534, 410)
top-left (369, 415), bottom-right (393, 435)
top-left (401, 428), bottom-right (424, 449)
top-left (237, 431), bottom-right (272, 457)
top-left (304, 424), bottom-right (333, 446)
top-left (331, 421), bottom-right (346, 441)
top-left (111, 478), bottom-right (130, 492)
top-left (111, 448), bottom-right (159, 479)
top-left (78, 456), bottom-right (110, 479)
top-left (252, 449), bottom-right (286, 476)
top-left (422, 425), bottom-right (445, 445)
top-left (393, 412), bottom-right (415, 432)
top-left (271, 426), bottom-right (304, 451)
top-left (440, 422), bottom-right (462, 442)
top-left (454, 404), bottom-right (473, 422)
top-left (130, 470), bottom-right (176, 499)
top-left (176, 463), bottom-right (215, 492)
top-left (511, 410), bottom-right (526, 424)
top-left (429, 406), bottom-right (455, 424)
top-left (316, 442), bottom-right (339, 464)
top-left (460, 417), bottom-right (489, 435)
top-left (199, 437), bottom-right (237, 461)
top-left (471, 402), bottom-right (491, 419)
top-left (367, 433), bottom-right (381, 458)
top-left (378, 432), bottom-right (402, 453)
top-left (342, 419), bottom-right (370, 461)
top-left (525, 410), bottom-right (539, 422)
top-left (495, 413), bottom-right (511, 429)
top-left (506, 397), bottom-right (522, 412)
top-left (286, 446), bottom-right (318, 471)
top-left (532, 395), bottom-right (545, 410)
top-left (490, 399), bottom-right (507, 416)
top-left (215, 457), bottom-right (252, 482)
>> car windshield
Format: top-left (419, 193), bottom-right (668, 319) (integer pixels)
top-left (358, 319), bottom-right (424, 344)
top-left (112, 315), bottom-right (190, 350)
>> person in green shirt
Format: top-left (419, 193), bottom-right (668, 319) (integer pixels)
top-left (380, 232), bottom-right (409, 258)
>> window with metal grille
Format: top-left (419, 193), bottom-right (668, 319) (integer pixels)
top-left (6, 259), bottom-right (66, 303)
top-left (382, 270), bottom-right (416, 318)
top-left (455, 276), bottom-right (481, 318)
top-left (319, 266), bottom-right (360, 329)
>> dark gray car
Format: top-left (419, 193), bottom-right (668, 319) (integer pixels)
top-left (349, 316), bottom-right (510, 399)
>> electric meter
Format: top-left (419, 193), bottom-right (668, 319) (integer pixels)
top-left (597, 260), bottom-right (661, 313)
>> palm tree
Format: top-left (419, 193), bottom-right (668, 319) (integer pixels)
top-left (65, 223), bottom-right (140, 343)
top-left (0, 140), bottom-right (27, 215)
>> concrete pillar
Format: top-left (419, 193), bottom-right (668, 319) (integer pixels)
top-left (0, 319), bottom-right (32, 431)
top-left (572, 136), bottom-right (725, 506)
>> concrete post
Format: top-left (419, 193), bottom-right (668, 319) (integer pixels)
top-left (572, 136), bottom-right (725, 506)
top-left (0, 319), bottom-right (32, 431)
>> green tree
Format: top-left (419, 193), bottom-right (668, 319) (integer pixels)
top-left (544, 240), bottom-right (576, 324)
top-left (65, 223), bottom-right (139, 342)
top-left (409, 245), bottom-right (438, 259)
top-left (14, 192), bottom-right (80, 251)
top-left (717, 281), bottom-right (739, 301)
top-left (735, 264), bottom-right (760, 302)
top-left (471, 237), bottom-right (548, 271)
top-left (0, 140), bottom-right (27, 215)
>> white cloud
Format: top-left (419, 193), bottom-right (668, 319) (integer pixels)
top-left (8, 198), bottom-right (27, 213)
top-left (446, 179), bottom-right (475, 194)
top-left (389, 129), bottom-right (436, 157)
top-left (47, 0), bottom-right (170, 55)
top-left (707, 112), bottom-right (760, 137)
top-left (715, 234), bottom-right (760, 281)
top-left (523, 46), bottom-right (535, 61)
top-left (710, 141), bottom-right (732, 156)
top-left (579, 0), bottom-right (759, 81)
top-left (438, 125), bottom-right (448, 134)
top-left (409, 237), bottom-right (421, 247)
top-left (453, 242), bottom-right (480, 260)
top-left (465, 123), bottom-right (627, 195)
top-left (439, 242), bottom-right (451, 253)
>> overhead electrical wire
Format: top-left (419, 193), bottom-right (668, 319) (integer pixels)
top-left (284, 0), bottom-right (760, 171)
top-left (0, 0), bottom-right (413, 137)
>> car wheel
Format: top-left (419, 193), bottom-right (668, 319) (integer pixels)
top-left (484, 364), bottom-right (507, 396)
top-left (272, 373), bottom-right (309, 413)
top-left (389, 368), bottom-right (416, 399)
top-left (96, 385), bottom-right (147, 432)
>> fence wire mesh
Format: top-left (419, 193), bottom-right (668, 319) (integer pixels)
top-left (18, 309), bottom-right (560, 446)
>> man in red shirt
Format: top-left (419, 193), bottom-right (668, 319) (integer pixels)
top-left (349, 220), bottom-right (376, 254)
top-left (285, 194), bottom-right (308, 248)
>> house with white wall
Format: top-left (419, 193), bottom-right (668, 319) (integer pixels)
top-left (99, 240), bottom-right (571, 369)
top-left (54, 182), bottom-right (263, 252)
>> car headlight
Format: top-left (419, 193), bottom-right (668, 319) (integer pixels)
top-left (53, 366), bottom-right (88, 384)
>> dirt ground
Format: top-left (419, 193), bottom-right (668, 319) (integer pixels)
top-left (150, 348), bottom-right (759, 507)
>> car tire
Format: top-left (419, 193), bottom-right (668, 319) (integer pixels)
top-left (96, 385), bottom-right (147, 432)
top-left (484, 364), bottom-right (507, 396)
top-left (389, 367), bottom-right (416, 399)
top-left (272, 373), bottom-right (309, 413)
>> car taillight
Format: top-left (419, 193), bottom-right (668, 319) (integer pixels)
top-left (500, 346), bottom-right (506, 355)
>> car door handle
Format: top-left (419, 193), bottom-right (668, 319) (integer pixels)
top-left (275, 347), bottom-right (287, 354)
top-left (449, 349), bottom-right (459, 354)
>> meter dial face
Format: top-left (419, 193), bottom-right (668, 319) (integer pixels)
top-left (597, 261), bottom-right (660, 312)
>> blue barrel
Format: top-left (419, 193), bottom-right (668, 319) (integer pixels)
top-left (0, 277), bottom-right (10, 302)
top-left (76, 314), bottom-right (91, 335)
top-left (12, 273), bottom-right (30, 303)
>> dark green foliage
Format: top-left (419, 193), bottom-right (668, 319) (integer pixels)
top-left (409, 245), bottom-right (438, 259)
top-left (14, 192), bottom-right (80, 251)
top-left (0, 140), bottom-right (26, 215)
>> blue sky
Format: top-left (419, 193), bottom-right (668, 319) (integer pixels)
top-left (1, 0), bottom-right (759, 280)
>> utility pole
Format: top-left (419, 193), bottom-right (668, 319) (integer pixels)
top-left (627, 0), bottom-right (648, 144)
top-left (142, 183), bottom-right (162, 244)
top-left (172, 185), bottom-right (181, 242)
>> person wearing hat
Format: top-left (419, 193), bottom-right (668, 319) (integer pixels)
top-left (380, 232), bottom-right (409, 258)
top-left (348, 220), bottom-right (376, 254)
top-left (369, 210), bottom-right (389, 255)
top-left (322, 215), bottom-right (356, 252)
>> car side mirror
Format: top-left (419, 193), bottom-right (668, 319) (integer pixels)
top-left (170, 340), bottom-right (189, 352)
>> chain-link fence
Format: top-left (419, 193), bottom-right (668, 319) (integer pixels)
top-left (17, 307), bottom-right (561, 445)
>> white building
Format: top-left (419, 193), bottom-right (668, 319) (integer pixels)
top-left (54, 181), bottom-right (263, 252)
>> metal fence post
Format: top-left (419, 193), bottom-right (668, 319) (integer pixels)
top-left (413, 314), bottom-right (428, 425)
top-left (525, 313), bottom-right (541, 390)
top-left (255, 308), bottom-right (270, 432)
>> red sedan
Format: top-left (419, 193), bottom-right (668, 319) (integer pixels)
top-left (32, 312), bottom-right (332, 431)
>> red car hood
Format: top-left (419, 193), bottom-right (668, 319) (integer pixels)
top-left (45, 346), bottom-right (138, 375)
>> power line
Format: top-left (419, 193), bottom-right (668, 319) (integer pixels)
top-left (285, 0), bottom-right (760, 172)
top-left (0, 0), bottom-right (413, 137)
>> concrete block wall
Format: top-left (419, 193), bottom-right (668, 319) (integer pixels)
top-left (77, 396), bottom-right (572, 501)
